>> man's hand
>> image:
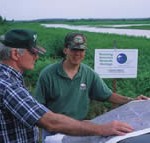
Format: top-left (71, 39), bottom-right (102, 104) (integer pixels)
top-left (100, 120), bottom-right (134, 136)
top-left (135, 95), bottom-right (149, 100)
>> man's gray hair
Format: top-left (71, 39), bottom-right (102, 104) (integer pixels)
top-left (0, 43), bottom-right (25, 60)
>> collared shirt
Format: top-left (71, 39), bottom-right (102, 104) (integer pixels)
top-left (34, 60), bottom-right (112, 120)
top-left (0, 64), bottom-right (49, 143)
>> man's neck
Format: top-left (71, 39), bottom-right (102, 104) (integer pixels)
top-left (63, 60), bottom-right (80, 79)
top-left (2, 60), bottom-right (23, 73)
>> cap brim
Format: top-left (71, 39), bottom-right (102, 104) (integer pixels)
top-left (32, 46), bottom-right (46, 55)
top-left (70, 44), bottom-right (87, 50)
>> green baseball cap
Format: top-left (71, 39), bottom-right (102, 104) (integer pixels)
top-left (64, 32), bottom-right (87, 50)
top-left (0, 29), bottom-right (46, 54)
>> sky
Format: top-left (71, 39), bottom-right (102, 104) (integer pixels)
top-left (0, 0), bottom-right (150, 21)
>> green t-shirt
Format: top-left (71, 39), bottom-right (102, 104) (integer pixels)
top-left (34, 60), bottom-right (112, 120)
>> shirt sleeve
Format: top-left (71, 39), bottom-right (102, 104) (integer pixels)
top-left (3, 83), bottom-right (49, 128)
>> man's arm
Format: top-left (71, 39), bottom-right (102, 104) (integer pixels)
top-left (108, 93), bottom-right (148, 105)
top-left (37, 111), bottom-right (134, 136)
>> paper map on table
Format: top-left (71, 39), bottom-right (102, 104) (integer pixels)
top-left (62, 100), bottom-right (150, 143)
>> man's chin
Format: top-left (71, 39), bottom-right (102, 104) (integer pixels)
top-left (27, 66), bottom-right (34, 70)
top-left (72, 60), bottom-right (82, 65)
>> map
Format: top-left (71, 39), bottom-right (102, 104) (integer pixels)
top-left (62, 100), bottom-right (150, 143)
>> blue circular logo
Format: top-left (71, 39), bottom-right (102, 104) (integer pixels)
top-left (117, 53), bottom-right (127, 64)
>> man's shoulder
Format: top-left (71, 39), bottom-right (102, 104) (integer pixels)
top-left (40, 62), bottom-right (60, 76)
top-left (81, 63), bottom-right (94, 72)
top-left (80, 63), bottom-right (100, 79)
top-left (44, 62), bottom-right (59, 70)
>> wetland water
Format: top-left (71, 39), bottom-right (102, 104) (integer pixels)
top-left (42, 24), bottom-right (150, 38)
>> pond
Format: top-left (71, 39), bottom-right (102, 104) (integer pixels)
top-left (41, 24), bottom-right (150, 38)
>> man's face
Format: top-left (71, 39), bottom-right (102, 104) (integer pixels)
top-left (16, 49), bottom-right (39, 72)
top-left (64, 48), bottom-right (85, 65)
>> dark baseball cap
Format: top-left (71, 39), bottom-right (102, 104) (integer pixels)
top-left (64, 32), bottom-right (87, 50)
top-left (0, 29), bottom-right (46, 55)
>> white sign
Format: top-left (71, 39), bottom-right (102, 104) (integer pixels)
top-left (94, 49), bottom-right (138, 78)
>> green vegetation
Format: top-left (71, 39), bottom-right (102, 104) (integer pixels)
top-left (35, 18), bottom-right (150, 25)
top-left (0, 19), bottom-right (150, 118)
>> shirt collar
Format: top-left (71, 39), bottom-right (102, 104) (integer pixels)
top-left (57, 59), bottom-right (82, 79)
top-left (0, 63), bottom-right (24, 82)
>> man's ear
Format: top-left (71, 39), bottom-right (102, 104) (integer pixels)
top-left (63, 48), bottom-right (68, 55)
top-left (10, 49), bottom-right (20, 61)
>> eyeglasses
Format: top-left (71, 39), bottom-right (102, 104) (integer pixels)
top-left (27, 48), bottom-right (39, 55)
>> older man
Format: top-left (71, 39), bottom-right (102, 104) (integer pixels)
top-left (0, 29), bottom-right (135, 143)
